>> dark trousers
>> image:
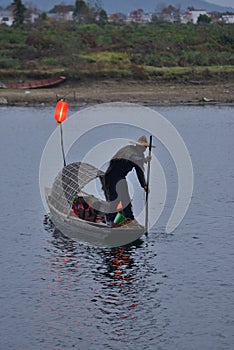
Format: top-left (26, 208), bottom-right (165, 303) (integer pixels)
top-left (102, 177), bottom-right (134, 222)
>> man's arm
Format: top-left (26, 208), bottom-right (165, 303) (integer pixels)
top-left (135, 164), bottom-right (147, 189)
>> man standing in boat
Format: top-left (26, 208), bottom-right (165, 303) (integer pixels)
top-left (101, 135), bottom-right (153, 226)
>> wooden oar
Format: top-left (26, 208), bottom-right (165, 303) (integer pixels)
top-left (145, 135), bottom-right (153, 236)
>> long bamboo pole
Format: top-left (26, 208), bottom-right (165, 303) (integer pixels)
top-left (145, 135), bottom-right (152, 236)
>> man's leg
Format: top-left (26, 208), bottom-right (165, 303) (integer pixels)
top-left (118, 179), bottom-right (134, 220)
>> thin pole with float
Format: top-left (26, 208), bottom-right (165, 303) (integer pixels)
top-left (145, 135), bottom-right (153, 236)
top-left (54, 99), bottom-right (69, 167)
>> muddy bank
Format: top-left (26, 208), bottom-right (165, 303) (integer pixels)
top-left (1, 81), bottom-right (234, 107)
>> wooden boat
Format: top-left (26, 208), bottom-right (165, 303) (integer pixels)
top-left (45, 162), bottom-right (145, 248)
top-left (0, 76), bottom-right (66, 89)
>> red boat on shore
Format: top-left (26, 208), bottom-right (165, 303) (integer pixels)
top-left (0, 76), bottom-right (66, 89)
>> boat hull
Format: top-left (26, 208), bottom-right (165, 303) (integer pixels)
top-left (1, 76), bottom-right (66, 89)
top-left (47, 198), bottom-right (144, 248)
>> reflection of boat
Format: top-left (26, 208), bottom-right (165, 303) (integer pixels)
top-left (45, 162), bottom-right (144, 248)
top-left (1, 76), bottom-right (66, 89)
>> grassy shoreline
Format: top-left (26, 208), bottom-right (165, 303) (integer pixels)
top-left (1, 80), bottom-right (234, 107)
top-left (1, 22), bottom-right (234, 108)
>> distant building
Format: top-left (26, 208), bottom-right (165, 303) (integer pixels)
top-left (47, 11), bottom-right (73, 21)
top-left (208, 12), bottom-right (222, 23)
top-left (25, 8), bottom-right (40, 24)
top-left (157, 5), bottom-right (181, 23)
top-left (126, 10), bottom-right (152, 23)
top-left (47, 5), bottom-right (74, 21)
top-left (108, 13), bottom-right (127, 23)
top-left (221, 14), bottom-right (234, 23)
top-left (157, 12), bottom-right (177, 23)
top-left (141, 13), bottom-right (153, 23)
top-left (0, 7), bottom-right (40, 26)
top-left (181, 9), bottom-right (209, 24)
top-left (0, 10), bottom-right (13, 26)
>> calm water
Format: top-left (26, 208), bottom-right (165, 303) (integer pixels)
top-left (0, 105), bottom-right (233, 350)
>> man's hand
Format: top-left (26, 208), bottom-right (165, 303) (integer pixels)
top-left (145, 155), bottom-right (152, 163)
top-left (144, 185), bottom-right (150, 193)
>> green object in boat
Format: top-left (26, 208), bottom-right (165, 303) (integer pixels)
top-left (114, 212), bottom-right (126, 224)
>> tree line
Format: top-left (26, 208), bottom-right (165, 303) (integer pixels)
top-left (1, 1), bottom-right (234, 83)
top-left (6, 0), bottom-right (108, 27)
top-left (7, 0), bottom-right (234, 28)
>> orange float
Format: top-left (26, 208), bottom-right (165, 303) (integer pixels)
top-left (54, 99), bottom-right (68, 123)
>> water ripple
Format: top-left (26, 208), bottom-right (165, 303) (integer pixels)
top-left (38, 216), bottom-right (168, 349)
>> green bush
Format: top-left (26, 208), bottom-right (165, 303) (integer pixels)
top-left (0, 57), bottom-right (20, 69)
top-left (0, 49), bottom-right (12, 57)
top-left (1, 22), bottom-right (234, 82)
top-left (41, 57), bottom-right (59, 66)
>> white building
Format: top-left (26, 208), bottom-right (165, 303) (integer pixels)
top-left (47, 11), bottom-right (73, 21)
top-left (181, 9), bottom-right (209, 24)
top-left (221, 14), bottom-right (234, 23)
top-left (0, 11), bottom-right (14, 26)
top-left (0, 9), bottom-right (40, 26)
top-left (125, 9), bottom-right (153, 23)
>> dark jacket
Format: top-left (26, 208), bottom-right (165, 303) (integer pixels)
top-left (104, 145), bottom-right (146, 188)
top-left (101, 145), bottom-right (147, 221)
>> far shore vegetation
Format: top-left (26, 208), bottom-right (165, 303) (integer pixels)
top-left (1, 1), bottom-right (234, 85)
